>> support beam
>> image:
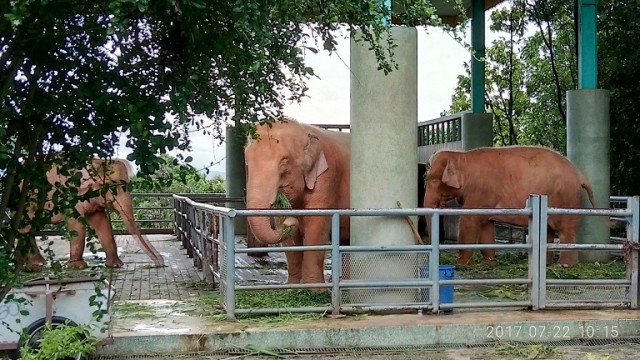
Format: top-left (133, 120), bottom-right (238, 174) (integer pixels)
top-left (461, 112), bottom-right (493, 150)
top-left (578, 0), bottom-right (598, 89)
top-left (349, 27), bottom-right (419, 304)
top-left (225, 124), bottom-right (248, 236)
top-left (471, 0), bottom-right (486, 113)
top-left (567, 89), bottom-right (610, 263)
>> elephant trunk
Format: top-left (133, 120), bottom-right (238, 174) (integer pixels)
top-left (423, 191), bottom-right (440, 244)
top-left (113, 189), bottom-right (165, 267)
top-left (246, 178), bottom-right (298, 245)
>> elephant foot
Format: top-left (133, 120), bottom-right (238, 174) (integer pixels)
top-left (105, 257), bottom-right (124, 268)
top-left (23, 257), bottom-right (47, 272)
top-left (481, 256), bottom-right (498, 267)
top-left (67, 259), bottom-right (88, 269)
top-left (456, 251), bottom-right (474, 266)
top-left (24, 253), bottom-right (47, 271)
top-left (558, 252), bottom-right (577, 268)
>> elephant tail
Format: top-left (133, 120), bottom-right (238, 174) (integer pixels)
top-left (579, 173), bottom-right (596, 208)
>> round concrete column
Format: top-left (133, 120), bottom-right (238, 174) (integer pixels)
top-left (349, 27), bottom-right (419, 304)
top-left (225, 125), bottom-right (247, 236)
top-left (567, 89), bottom-right (610, 263)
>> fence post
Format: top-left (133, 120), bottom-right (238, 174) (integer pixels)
top-left (172, 197), bottom-right (177, 236)
top-left (430, 213), bottom-right (440, 313)
top-left (527, 195), bottom-right (541, 310)
top-left (224, 215), bottom-right (236, 320)
top-left (190, 206), bottom-right (202, 269)
top-left (538, 195), bottom-right (548, 309)
top-left (330, 213), bottom-right (342, 316)
top-left (202, 210), bottom-right (213, 285)
top-left (628, 196), bottom-right (640, 308)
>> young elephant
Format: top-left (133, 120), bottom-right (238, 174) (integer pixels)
top-left (21, 158), bottom-right (165, 269)
top-left (245, 117), bottom-right (350, 285)
top-left (423, 146), bottom-right (595, 267)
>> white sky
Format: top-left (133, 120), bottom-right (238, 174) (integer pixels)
top-left (115, 8), bottom-right (505, 176)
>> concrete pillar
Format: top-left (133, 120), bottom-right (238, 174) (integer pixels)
top-left (567, 89), bottom-right (610, 263)
top-left (225, 125), bottom-right (247, 236)
top-left (461, 113), bottom-right (493, 150)
top-left (349, 27), bottom-right (419, 304)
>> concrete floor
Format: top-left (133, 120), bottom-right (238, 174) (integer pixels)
top-left (27, 234), bottom-right (640, 360)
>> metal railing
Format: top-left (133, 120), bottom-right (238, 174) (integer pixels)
top-left (417, 112), bottom-right (464, 147)
top-left (37, 192), bottom-right (234, 236)
top-left (173, 194), bottom-right (640, 320)
top-left (416, 113), bottom-right (464, 169)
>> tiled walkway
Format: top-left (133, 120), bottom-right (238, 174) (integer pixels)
top-left (35, 234), bottom-right (293, 302)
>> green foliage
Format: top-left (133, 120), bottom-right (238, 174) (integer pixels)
top-left (130, 154), bottom-right (225, 193)
top-left (186, 289), bottom-right (331, 324)
top-left (447, 1), bottom-right (640, 196)
top-left (19, 322), bottom-right (97, 360)
top-left (446, 0), bottom-right (575, 153)
top-left (0, 1), bottom-right (460, 299)
top-left (599, 0), bottom-right (640, 195)
top-left (493, 343), bottom-right (560, 359)
top-left (110, 154), bottom-right (225, 230)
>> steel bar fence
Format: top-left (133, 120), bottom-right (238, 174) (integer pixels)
top-left (172, 194), bottom-right (640, 320)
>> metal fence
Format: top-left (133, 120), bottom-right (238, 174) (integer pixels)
top-left (37, 192), bottom-right (233, 236)
top-left (417, 112), bottom-right (464, 165)
top-left (173, 194), bottom-right (640, 320)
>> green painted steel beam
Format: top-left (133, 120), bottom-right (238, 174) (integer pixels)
top-left (578, 0), bottom-right (598, 89)
top-left (381, 0), bottom-right (391, 25)
top-left (471, 0), bottom-right (485, 113)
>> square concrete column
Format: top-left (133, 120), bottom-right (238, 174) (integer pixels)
top-left (461, 113), bottom-right (493, 150)
top-left (348, 27), bottom-right (419, 305)
top-left (567, 89), bottom-right (611, 263)
top-left (225, 125), bottom-right (247, 236)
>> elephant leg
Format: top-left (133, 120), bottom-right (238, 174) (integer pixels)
top-left (26, 236), bottom-right (47, 269)
top-left (457, 216), bottom-right (481, 265)
top-left (283, 231), bottom-right (303, 284)
top-left (546, 227), bottom-right (556, 265)
top-left (87, 210), bottom-right (123, 268)
top-left (300, 216), bottom-right (329, 285)
top-left (66, 218), bottom-right (88, 269)
top-left (557, 224), bottom-right (579, 268)
top-left (479, 222), bottom-right (497, 266)
top-left (15, 236), bottom-right (47, 272)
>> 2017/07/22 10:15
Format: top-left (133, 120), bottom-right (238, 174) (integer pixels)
top-left (486, 324), bottom-right (620, 340)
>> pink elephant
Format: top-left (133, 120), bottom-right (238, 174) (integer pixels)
top-left (245, 118), bottom-right (350, 284)
top-left (423, 146), bottom-right (595, 267)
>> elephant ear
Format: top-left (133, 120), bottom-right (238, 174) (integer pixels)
top-left (303, 133), bottom-right (328, 190)
top-left (442, 160), bottom-right (461, 189)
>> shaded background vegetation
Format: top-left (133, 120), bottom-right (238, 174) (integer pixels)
top-left (444, 0), bottom-right (639, 195)
top-left (112, 155), bottom-right (226, 231)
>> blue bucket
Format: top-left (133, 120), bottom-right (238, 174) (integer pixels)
top-left (419, 264), bottom-right (456, 314)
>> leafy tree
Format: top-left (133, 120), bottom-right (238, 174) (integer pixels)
top-left (599, 0), bottom-right (640, 195)
top-left (0, 0), bottom-right (463, 300)
top-left (130, 154), bottom-right (225, 194)
top-left (445, 0), bottom-right (575, 152)
top-left (108, 154), bottom-right (226, 230)
top-left (446, 0), bottom-right (640, 196)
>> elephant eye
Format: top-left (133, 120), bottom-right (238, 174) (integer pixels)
top-left (279, 158), bottom-right (290, 173)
